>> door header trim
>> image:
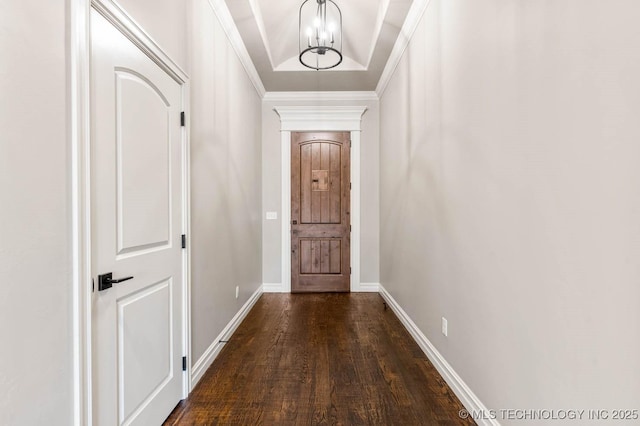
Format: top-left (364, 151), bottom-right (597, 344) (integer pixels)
top-left (273, 106), bottom-right (368, 131)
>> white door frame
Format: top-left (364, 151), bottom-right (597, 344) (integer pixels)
top-left (273, 106), bottom-right (367, 293)
top-left (69, 1), bottom-right (191, 424)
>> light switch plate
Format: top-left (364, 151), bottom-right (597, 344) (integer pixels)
top-left (266, 211), bottom-right (278, 220)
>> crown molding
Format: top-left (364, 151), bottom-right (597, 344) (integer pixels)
top-left (264, 91), bottom-right (378, 103)
top-left (375, 0), bottom-right (432, 97)
top-left (364, 0), bottom-right (391, 70)
top-left (248, 0), bottom-right (276, 70)
top-left (207, 0), bottom-right (266, 97)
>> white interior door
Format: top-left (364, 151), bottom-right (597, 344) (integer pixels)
top-left (91, 9), bottom-right (184, 426)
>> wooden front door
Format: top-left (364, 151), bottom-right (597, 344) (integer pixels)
top-left (291, 132), bottom-right (350, 292)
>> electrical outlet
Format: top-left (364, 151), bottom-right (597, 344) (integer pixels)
top-left (441, 317), bottom-right (448, 337)
top-left (266, 211), bottom-right (278, 220)
top-left (235, 286), bottom-right (239, 299)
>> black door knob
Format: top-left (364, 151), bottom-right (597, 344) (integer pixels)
top-left (98, 272), bottom-right (134, 291)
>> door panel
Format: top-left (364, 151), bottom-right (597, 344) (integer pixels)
top-left (299, 238), bottom-right (342, 274)
top-left (91, 10), bottom-right (183, 426)
top-left (291, 132), bottom-right (350, 292)
top-left (115, 70), bottom-right (171, 255)
top-left (118, 279), bottom-right (173, 423)
top-left (300, 142), bottom-right (342, 224)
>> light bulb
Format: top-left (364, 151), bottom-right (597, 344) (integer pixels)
top-left (306, 27), bottom-right (312, 37)
top-left (328, 23), bottom-right (335, 33)
top-left (314, 17), bottom-right (321, 27)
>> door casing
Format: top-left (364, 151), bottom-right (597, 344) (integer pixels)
top-left (273, 106), bottom-right (367, 293)
top-left (70, 1), bottom-right (191, 424)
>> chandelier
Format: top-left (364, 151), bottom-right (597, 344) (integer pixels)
top-left (299, 0), bottom-right (343, 70)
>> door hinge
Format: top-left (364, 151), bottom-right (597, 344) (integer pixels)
top-left (182, 356), bottom-right (187, 371)
top-left (350, 266), bottom-right (352, 274)
top-left (350, 182), bottom-right (352, 190)
top-left (181, 234), bottom-right (186, 249)
top-left (180, 111), bottom-right (185, 127)
top-left (350, 225), bottom-right (352, 232)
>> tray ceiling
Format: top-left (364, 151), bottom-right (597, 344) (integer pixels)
top-left (225, 0), bottom-right (414, 91)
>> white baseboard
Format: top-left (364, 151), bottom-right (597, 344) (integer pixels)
top-left (378, 285), bottom-right (499, 426)
top-left (190, 286), bottom-right (263, 389)
top-left (262, 283), bottom-right (287, 293)
top-left (263, 282), bottom-right (380, 293)
top-left (355, 282), bottom-right (380, 292)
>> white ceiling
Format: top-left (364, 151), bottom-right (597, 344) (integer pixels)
top-left (225, 0), bottom-right (414, 91)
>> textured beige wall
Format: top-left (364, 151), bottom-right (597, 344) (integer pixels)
top-left (380, 0), bottom-right (640, 420)
top-left (0, 1), bottom-right (71, 424)
top-left (189, 0), bottom-right (263, 363)
top-left (261, 98), bottom-right (380, 285)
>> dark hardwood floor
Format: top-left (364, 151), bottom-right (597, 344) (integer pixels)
top-left (165, 293), bottom-right (475, 425)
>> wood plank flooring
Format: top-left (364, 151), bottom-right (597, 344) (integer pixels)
top-left (165, 293), bottom-right (475, 425)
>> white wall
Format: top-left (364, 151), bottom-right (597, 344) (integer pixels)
top-left (261, 97), bottom-right (380, 286)
top-left (1, 0), bottom-right (259, 422)
top-left (380, 0), bottom-right (640, 422)
top-left (188, 0), bottom-right (263, 364)
top-left (0, 1), bottom-right (72, 424)
top-left (117, 0), bottom-right (187, 70)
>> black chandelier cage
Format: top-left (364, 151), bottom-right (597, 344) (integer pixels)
top-left (299, 0), bottom-right (343, 70)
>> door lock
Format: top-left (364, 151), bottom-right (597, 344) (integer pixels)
top-left (98, 272), bottom-right (134, 291)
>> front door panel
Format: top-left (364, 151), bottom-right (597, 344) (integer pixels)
top-left (291, 132), bottom-right (350, 292)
